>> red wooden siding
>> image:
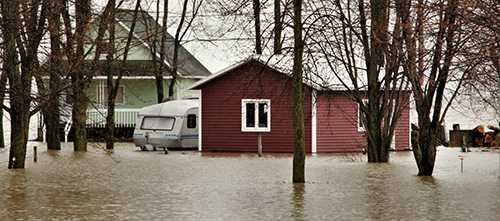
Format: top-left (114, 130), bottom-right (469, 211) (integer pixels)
top-left (315, 91), bottom-right (411, 152)
top-left (394, 103), bottom-right (411, 150)
top-left (199, 61), bottom-right (312, 153)
top-left (315, 91), bottom-right (363, 152)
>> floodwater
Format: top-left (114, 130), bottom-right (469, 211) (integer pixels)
top-left (0, 143), bottom-right (499, 220)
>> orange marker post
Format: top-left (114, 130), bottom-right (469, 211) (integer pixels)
top-left (460, 158), bottom-right (464, 173)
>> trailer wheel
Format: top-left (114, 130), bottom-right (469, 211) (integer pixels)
top-left (141, 146), bottom-right (148, 151)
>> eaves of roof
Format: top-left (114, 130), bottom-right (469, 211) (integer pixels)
top-left (188, 56), bottom-right (323, 91)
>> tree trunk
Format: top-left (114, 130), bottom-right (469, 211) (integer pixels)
top-left (0, 74), bottom-right (7, 148)
top-left (46, 0), bottom-right (63, 150)
top-left (365, 0), bottom-right (389, 162)
top-left (7, 43), bottom-right (32, 169)
top-left (411, 0), bottom-right (458, 175)
top-left (292, 0), bottom-right (305, 183)
top-left (159, 0), bottom-right (168, 101)
top-left (105, 0), bottom-right (116, 150)
top-left (7, 54), bottom-right (31, 168)
top-left (72, 80), bottom-right (88, 151)
top-left (253, 0), bottom-right (262, 54)
top-left (105, 74), bottom-right (116, 149)
top-left (105, 100), bottom-right (115, 149)
top-left (274, 0), bottom-right (282, 54)
top-left (72, 0), bottom-right (91, 151)
top-left (413, 117), bottom-right (437, 175)
top-left (169, 0), bottom-right (190, 98)
top-left (8, 105), bottom-right (30, 169)
top-left (45, 98), bottom-right (61, 150)
top-left (3, 0), bottom-right (35, 168)
top-left (156, 74), bottom-right (165, 103)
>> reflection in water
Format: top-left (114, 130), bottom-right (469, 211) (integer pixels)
top-left (5, 170), bottom-right (27, 219)
top-left (417, 176), bottom-right (442, 219)
top-left (0, 143), bottom-right (499, 220)
top-left (291, 182), bottom-right (305, 220)
top-left (364, 164), bottom-right (390, 220)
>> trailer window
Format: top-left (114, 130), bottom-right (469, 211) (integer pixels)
top-left (241, 99), bottom-right (270, 132)
top-left (187, 114), bottom-right (196, 128)
top-left (141, 117), bottom-right (175, 131)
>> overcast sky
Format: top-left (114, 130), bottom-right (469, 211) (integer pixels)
top-left (93, 0), bottom-right (252, 74)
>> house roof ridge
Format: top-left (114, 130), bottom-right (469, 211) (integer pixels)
top-left (188, 56), bottom-right (326, 90)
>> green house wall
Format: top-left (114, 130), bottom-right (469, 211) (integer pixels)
top-left (88, 78), bottom-right (200, 109)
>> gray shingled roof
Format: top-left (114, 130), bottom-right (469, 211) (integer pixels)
top-left (115, 9), bottom-right (211, 78)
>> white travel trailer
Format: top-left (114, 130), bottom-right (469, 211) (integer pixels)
top-left (133, 99), bottom-right (199, 151)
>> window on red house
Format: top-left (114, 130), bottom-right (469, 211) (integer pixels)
top-left (242, 99), bottom-right (270, 132)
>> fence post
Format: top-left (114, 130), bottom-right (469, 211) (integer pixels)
top-left (258, 134), bottom-right (262, 157)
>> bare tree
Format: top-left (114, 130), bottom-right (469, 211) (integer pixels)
top-left (59, 0), bottom-right (122, 151)
top-left (400, 0), bottom-right (464, 175)
top-left (104, 0), bottom-right (141, 149)
top-left (43, 0), bottom-right (65, 150)
top-left (304, 0), bottom-right (410, 162)
top-left (292, 0), bottom-right (305, 183)
top-left (102, 0), bottom-right (118, 150)
top-left (457, 0), bottom-right (500, 123)
top-left (62, 0), bottom-right (93, 151)
top-left (1, 0), bottom-right (48, 168)
top-left (168, 0), bottom-right (204, 98)
top-left (142, 0), bottom-right (204, 103)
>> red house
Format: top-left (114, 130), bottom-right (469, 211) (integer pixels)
top-left (188, 58), bottom-right (410, 153)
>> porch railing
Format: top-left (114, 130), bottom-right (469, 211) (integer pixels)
top-left (86, 108), bottom-right (140, 128)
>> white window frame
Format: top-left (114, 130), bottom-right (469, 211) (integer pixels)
top-left (97, 84), bottom-right (125, 105)
top-left (241, 99), bottom-right (271, 132)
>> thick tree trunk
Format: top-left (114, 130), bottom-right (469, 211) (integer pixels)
top-left (365, 0), bottom-right (389, 163)
top-left (412, 118), bottom-right (437, 175)
top-left (72, 83), bottom-right (88, 151)
top-left (45, 98), bottom-right (61, 150)
top-left (8, 58), bottom-right (31, 168)
top-left (71, 0), bottom-right (91, 151)
top-left (106, 102), bottom-right (115, 149)
top-left (8, 104), bottom-right (30, 169)
top-left (8, 42), bottom-right (32, 169)
top-left (3, 0), bottom-right (31, 168)
top-left (292, 0), bottom-right (305, 183)
top-left (45, 0), bottom-right (63, 150)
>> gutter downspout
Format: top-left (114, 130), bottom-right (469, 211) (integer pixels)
top-left (312, 90), bottom-right (317, 153)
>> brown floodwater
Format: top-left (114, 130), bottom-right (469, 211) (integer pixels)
top-left (0, 142), bottom-right (499, 220)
